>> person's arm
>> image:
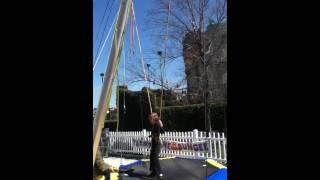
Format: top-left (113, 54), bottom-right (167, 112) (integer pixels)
top-left (160, 127), bottom-right (165, 134)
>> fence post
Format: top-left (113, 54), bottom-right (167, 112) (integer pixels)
top-left (164, 131), bottom-right (168, 156)
top-left (208, 131), bottom-right (213, 159)
top-left (104, 128), bottom-right (109, 157)
top-left (200, 131), bottom-right (204, 158)
top-left (110, 131), bottom-right (114, 153)
top-left (193, 129), bottom-right (199, 158)
top-left (213, 132), bottom-right (217, 159)
top-left (218, 132), bottom-right (222, 160)
top-left (142, 129), bottom-right (147, 156)
top-left (222, 132), bottom-right (226, 161)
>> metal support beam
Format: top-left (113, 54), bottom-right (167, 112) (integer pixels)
top-left (93, 0), bottom-right (132, 166)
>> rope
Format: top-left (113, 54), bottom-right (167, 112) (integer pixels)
top-left (123, 43), bottom-right (126, 112)
top-left (131, 2), bottom-right (153, 113)
top-left (129, 8), bottom-right (135, 57)
top-left (159, 55), bottom-right (164, 119)
top-left (116, 67), bottom-right (120, 131)
top-left (117, 42), bottom-right (127, 132)
top-left (159, 0), bottom-right (171, 120)
top-left (113, 1), bottom-right (132, 131)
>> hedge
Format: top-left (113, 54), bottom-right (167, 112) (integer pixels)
top-left (117, 87), bottom-right (226, 132)
top-left (155, 103), bottom-right (226, 132)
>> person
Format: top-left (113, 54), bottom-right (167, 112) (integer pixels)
top-left (99, 138), bottom-right (105, 157)
top-left (93, 148), bottom-right (119, 180)
top-left (143, 112), bottom-right (165, 180)
top-left (100, 128), bottom-right (108, 157)
top-left (102, 128), bottom-right (109, 157)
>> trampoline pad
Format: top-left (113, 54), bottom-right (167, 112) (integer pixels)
top-left (118, 158), bottom-right (220, 180)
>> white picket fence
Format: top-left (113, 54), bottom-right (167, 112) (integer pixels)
top-left (104, 129), bottom-right (227, 163)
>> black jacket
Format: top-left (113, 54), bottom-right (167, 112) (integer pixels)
top-left (150, 124), bottom-right (165, 145)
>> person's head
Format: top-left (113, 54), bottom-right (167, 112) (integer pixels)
top-left (148, 112), bottom-right (159, 125)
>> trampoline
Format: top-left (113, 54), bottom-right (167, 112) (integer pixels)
top-left (110, 157), bottom-right (227, 180)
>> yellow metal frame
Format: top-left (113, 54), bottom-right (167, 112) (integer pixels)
top-left (95, 175), bottom-right (105, 180)
top-left (110, 173), bottom-right (118, 180)
top-left (141, 156), bottom-right (176, 162)
top-left (206, 159), bottom-right (227, 169)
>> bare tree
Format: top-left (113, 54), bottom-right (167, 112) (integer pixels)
top-left (125, 0), bottom-right (227, 132)
top-left (144, 0), bottom-right (227, 132)
top-left (146, 0), bottom-right (226, 56)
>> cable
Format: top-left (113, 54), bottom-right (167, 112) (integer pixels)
top-left (94, 0), bottom-right (111, 42)
top-left (94, 0), bottom-right (116, 61)
top-left (93, 4), bottom-right (121, 71)
top-left (93, 15), bottom-right (117, 71)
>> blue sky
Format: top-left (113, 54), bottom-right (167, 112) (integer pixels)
top-left (93, 0), bottom-right (185, 108)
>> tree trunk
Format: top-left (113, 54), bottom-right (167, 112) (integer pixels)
top-left (202, 53), bottom-right (211, 132)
